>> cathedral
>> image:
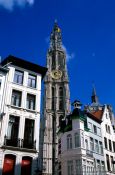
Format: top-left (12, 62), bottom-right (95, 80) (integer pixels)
top-left (40, 22), bottom-right (71, 175)
top-left (40, 22), bottom-right (115, 175)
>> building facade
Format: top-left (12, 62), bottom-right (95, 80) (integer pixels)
top-left (0, 55), bottom-right (47, 175)
top-left (85, 87), bottom-right (115, 174)
top-left (58, 100), bottom-right (105, 175)
top-left (41, 22), bottom-right (70, 175)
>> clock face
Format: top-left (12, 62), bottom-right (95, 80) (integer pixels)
top-left (51, 70), bottom-right (62, 79)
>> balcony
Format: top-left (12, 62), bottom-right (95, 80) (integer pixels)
top-left (3, 136), bottom-right (36, 152)
top-left (86, 150), bottom-right (93, 158)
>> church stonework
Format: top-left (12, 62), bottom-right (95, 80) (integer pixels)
top-left (42, 22), bottom-right (70, 175)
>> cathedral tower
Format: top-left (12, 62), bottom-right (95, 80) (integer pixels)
top-left (42, 22), bottom-right (70, 175)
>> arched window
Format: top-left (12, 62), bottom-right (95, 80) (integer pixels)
top-left (59, 87), bottom-right (63, 97)
top-left (52, 53), bottom-right (55, 69)
top-left (52, 87), bottom-right (55, 110)
top-left (74, 133), bottom-right (80, 148)
top-left (59, 87), bottom-right (63, 110)
top-left (21, 156), bottom-right (32, 175)
top-left (67, 134), bottom-right (72, 149)
top-left (2, 154), bottom-right (16, 175)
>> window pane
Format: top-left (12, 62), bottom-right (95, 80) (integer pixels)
top-left (7, 116), bottom-right (19, 147)
top-left (67, 161), bottom-right (73, 175)
top-left (75, 133), bottom-right (80, 148)
top-left (23, 119), bottom-right (34, 149)
top-left (90, 138), bottom-right (94, 151)
top-left (11, 90), bottom-right (21, 107)
top-left (28, 74), bottom-right (36, 88)
top-left (27, 94), bottom-right (35, 110)
top-left (67, 134), bottom-right (72, 149)
top-left (14, 70), bottom-right (23, 84)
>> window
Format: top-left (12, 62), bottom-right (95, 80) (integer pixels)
top-left (74, 133), bottom-right (80, 148)
top-left (26, 94), bottom-right (36, 110)
top-left (7, 116), bottom-right (19, 146)
top-left (67, 161), bottom-right (73, 175)
top-left (67, 134), bottom-right (72, 149)
top-left (11, 90), bottom-right (22, 107)
top-left (14, 70), bottom-right (23, 84)
top-left (109, 140), bottom-right (112, 151)
top-left (104, 137), bottom-right (108, 149)
top-left (97, 160), bottom-right (101, 174)
top-left (76, 160), bottom-right (81, 174)
top-left (23, 119), bottom-right (34, 149)
top-left (59, 87), bottom-right (63, 110)
top-left (101, 161), bottom-right (105, 174)
top-left (88, 122), bottom-right (92, 131)
top-left (59, 115), bottom-right (63, 127)
top-left (106, 154), bottom-right (110, 171)
top-left (90, 138), bottom-right (94, 151)
top-left (108, 126), bottom-right (111, 134)
top-left (111, 156), bottom-right (114, 171)
top-left (97, 127), bottom-right (101, 136)
top-left (99, 141), bottom-right (103, 154)
top-left (52, 53), bottom-right (56, 69)
top-left (85, 139), bottom-right (88, 150)
top-left (93, 125), bottom-right (97, 134)
top-left (95, 140), bottom-right (99, 153)
top-left (105, 124), bottom-right (111, 134)
top-left (105, 124), bottom-right (108, 132)
top-left (28, 74), bottom-right (36, 88)
top-left (106, 113), bottom-right (108, 119)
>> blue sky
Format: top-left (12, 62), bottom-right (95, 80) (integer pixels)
top-left (0, 0), bottom-right (115, 110)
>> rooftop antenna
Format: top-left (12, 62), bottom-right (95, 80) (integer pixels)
top-left (2, 62), bottom-right (12, 68)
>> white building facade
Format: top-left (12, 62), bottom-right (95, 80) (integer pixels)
top-left (0, 55), bottom-right (47, 175)
top-left (85, 88), bottom-right (115, 175)
top-left (58, 100), bottom-right (105, 175)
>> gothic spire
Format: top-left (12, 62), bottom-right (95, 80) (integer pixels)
top-left (50, 21), bottom-right (62, 50)
top-left (91, 84), bottom-right (99, 103)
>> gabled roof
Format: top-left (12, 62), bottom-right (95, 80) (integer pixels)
top-left (87, 109), bottom-right (104, 123)
top-left (1, 55), bottom-right (47, 79)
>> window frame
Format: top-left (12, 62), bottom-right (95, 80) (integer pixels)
top-left (67, 160), bottom-right (74, 175)
top-left (28, 74), bottom-right (37, 88)
top-left (11, 90), bottom-right (22, 107)
top-left (67, 134), bottom-right (72, 149)
top-left (26, 94), bottom-right (36, 110)
top-left (14, 70), bottom-right (23, 85)
top-left (74, 133), bottom-right (80, 148)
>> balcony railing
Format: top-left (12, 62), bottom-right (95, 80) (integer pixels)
top-left (86, 150), bottom-right (93, 157)
top-left (4, 135), bottom-right (36, 150)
